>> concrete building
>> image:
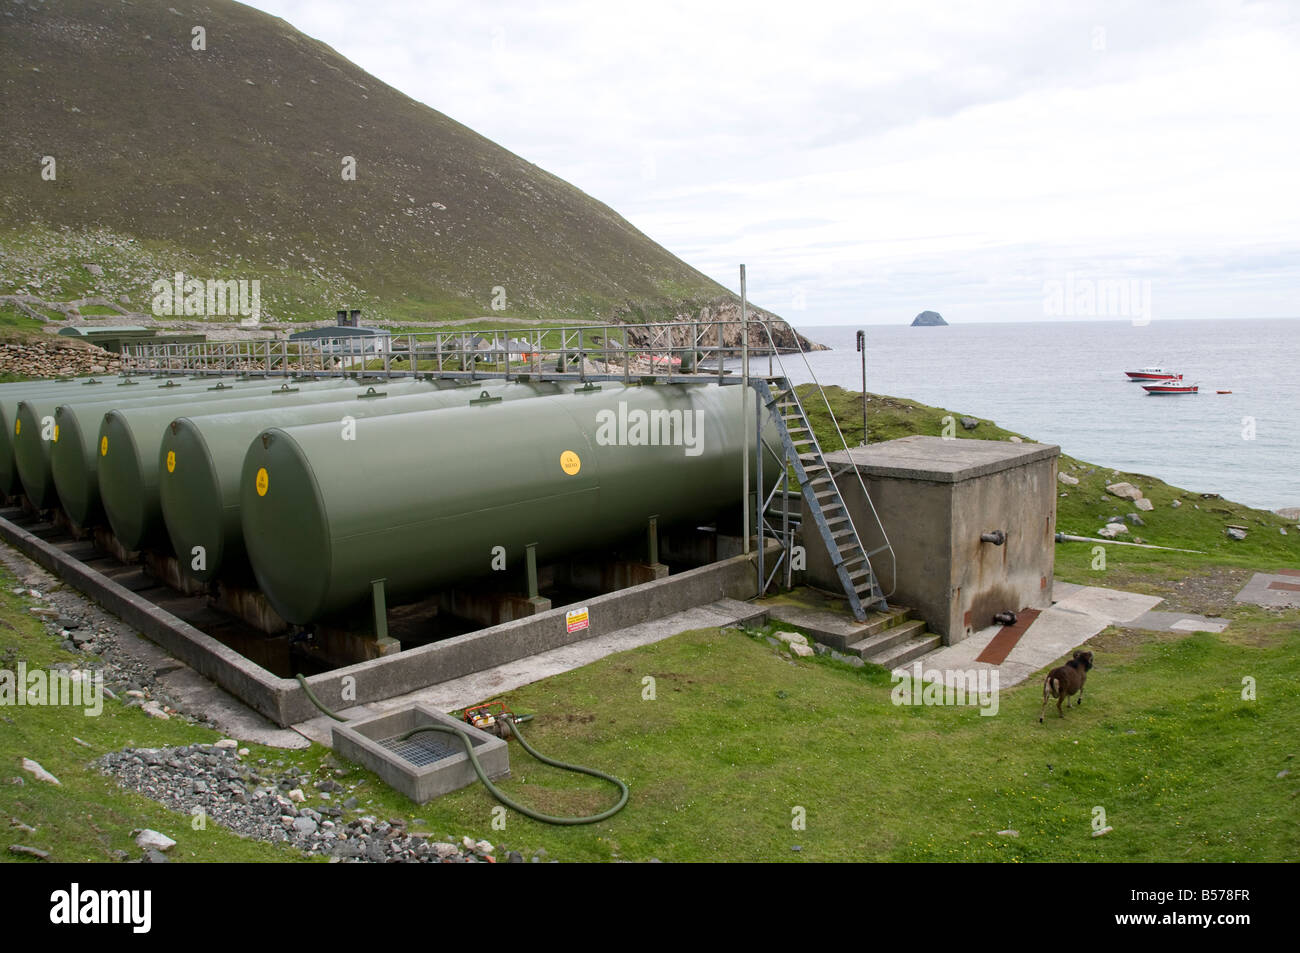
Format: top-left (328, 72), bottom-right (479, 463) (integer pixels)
top-left (802, 435), bottom-right (1059, 643)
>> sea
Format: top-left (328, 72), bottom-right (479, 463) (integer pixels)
top-left (767, 318), bottom-right (1299, 512)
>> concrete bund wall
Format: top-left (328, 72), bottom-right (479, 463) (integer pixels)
top-left (0, 510), bottom-right (292, 721)
top-left (0, 506), bottom-right (770, 726)
top-left (285, 546), bottom-right (773, 725)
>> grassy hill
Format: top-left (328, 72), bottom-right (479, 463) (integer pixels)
top-left (0, 0), bottom-right (750, 326)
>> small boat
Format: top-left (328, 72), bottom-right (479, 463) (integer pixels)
top-left (1217, 389), bottom-right (1232, 394)
top-left (1143, 380), bottom-right (1199, 395)
top-left (1125, 365), bottom-right (1181, 381)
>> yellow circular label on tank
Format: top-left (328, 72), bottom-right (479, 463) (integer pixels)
top-left (100, 436), bottom-right (108, 457)
top-left (560, 450), bottom-right (581, 476)
top-left (52, 425), bottom-right (59, 443)
top-left (13, 420), bottom-right (19, 436)
top-left (255, 467), bottom-right (269, 497)
top-left (166, 450), bottom-right (176, 474)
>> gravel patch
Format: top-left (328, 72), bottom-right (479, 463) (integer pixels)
top-left (98, 744), bottom-right (530, 863)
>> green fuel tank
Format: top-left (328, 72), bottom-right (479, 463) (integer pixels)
top-left (240, 382), bottom-right (777, 624)
top-left (1, 378), bottom-right (118, 496)
top-left (97, 379), bottom-right (459, 550)
top-left (14, 379), bottom-right (260, 509)
top-left (160, 380), bottom-right (563, 583)
top-left (51, 379), bottom-right (363, 527)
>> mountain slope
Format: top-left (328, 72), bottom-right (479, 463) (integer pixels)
top-left (0, 0), bottom-right (755, 326)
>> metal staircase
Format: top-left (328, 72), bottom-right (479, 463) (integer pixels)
top-left (752, 376), bottom-right (887, 620)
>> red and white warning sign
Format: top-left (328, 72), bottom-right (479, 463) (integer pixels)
top-left (565, 606), bottom-right (590, 634)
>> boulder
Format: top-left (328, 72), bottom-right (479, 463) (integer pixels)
top-left (1106, 482), bottom-right (1144, 501)
top-left (1133, 498), bottom-right (1154, 511)
top-left (1057, 472), bottom-right (1079, 486)
top-left (1097, 523), bottom-right (1129, 538)
top-left (134, 829), bottom-right (176, 852)
top-left (20, 759), bottom-right (60, 786)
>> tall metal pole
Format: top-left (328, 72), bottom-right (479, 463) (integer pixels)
top-left (856, 329), bottom-right (867, 446)
top-left (740, 264), bottom-right (749, 555)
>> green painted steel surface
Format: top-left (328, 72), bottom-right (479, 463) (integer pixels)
top-left (240, 383), bottom-right (776, 624)
top-left (14, 379), bottom-right (257, 508)
top-left (98, 380), bottom-right (454, 550)
top-left (0, 378), bottom-right (121, 496)
top-left (161, 380), bottom-right (560, 583)
top-left (51, 379), bottom-right (362, 526)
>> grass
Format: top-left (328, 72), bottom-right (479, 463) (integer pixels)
top-left (7, 572), bottom-right (1295, 862)
top-left (0, 580), bottom-right (309, 862)
top-left (2, 381), bottom-right (1297, 863)
top-left (0, 302), bottom-right (45, 340)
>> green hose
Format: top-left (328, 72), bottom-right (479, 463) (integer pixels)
top-left (296, 674), bottom-right (628, 826)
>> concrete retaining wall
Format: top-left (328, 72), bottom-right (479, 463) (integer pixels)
top-left (0, 507), bottom-right (769, 726)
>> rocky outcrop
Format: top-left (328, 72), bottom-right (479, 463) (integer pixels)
top-left (911, 310), bottom-right (947, 326)
top-left (615, 297), bottom-right (827, 354)
top-left (0, 340), bottom-right (122, 378)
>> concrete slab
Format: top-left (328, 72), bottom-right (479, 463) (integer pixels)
top-left (1235, 572), bottom-right (1300, 609)
top-left (1127, 610), bottom-right (1229, 634)
top-left (1051, 579), bottom-right (1085, 602)
top-left (894, 583), bottom-right (1162, 687)
top-left (294, 597), bottom-right (767, 746)
top-left (826, 434), bottom-right (1059, 483)
top-left (1050, 586), bottom-right (1162, 624)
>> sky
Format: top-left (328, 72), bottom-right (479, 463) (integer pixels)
top-left (249, 0), bottom-right (1299, 325)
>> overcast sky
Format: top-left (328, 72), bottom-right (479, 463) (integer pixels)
top-left (250, 0), bottom-right (1298, 325)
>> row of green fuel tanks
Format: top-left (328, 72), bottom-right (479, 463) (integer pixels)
top-left (0, 375), bottom-right (773, 628)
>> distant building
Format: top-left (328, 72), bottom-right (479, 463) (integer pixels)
top-left (56, 326), bottom-right (205, 352)
top-left (290, 311), bottom-right (392, 354)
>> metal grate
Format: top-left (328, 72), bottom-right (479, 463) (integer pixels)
top-left (378, 732), bottom-right (465, 768)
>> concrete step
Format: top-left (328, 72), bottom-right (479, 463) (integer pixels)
top-left (870, 633), bottom-right (943, 670)
top-left (766, 603), bottom-right (913, 651)
top-left (845, 618), bottom-right (928, 657)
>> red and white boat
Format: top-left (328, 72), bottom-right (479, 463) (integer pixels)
top-left (1142, 380), bottom-right (1199, 395)
top-left (1125, 365), bottom-right (1181, 381)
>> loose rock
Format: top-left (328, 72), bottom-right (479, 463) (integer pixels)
top-left (1105, 482), bottom-right (1144, 501)
top-left (20, 759), bottom-right (60, 786)
top-left (134, 829), bottom-right (176, 852)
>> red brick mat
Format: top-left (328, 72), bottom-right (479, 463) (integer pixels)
top-left (1275, 569), bottom-right (1300, 577)
top-left (1267, 581), bottom-right (1300, 592)
top-left (975, 608), bottom-right (1042, 665)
